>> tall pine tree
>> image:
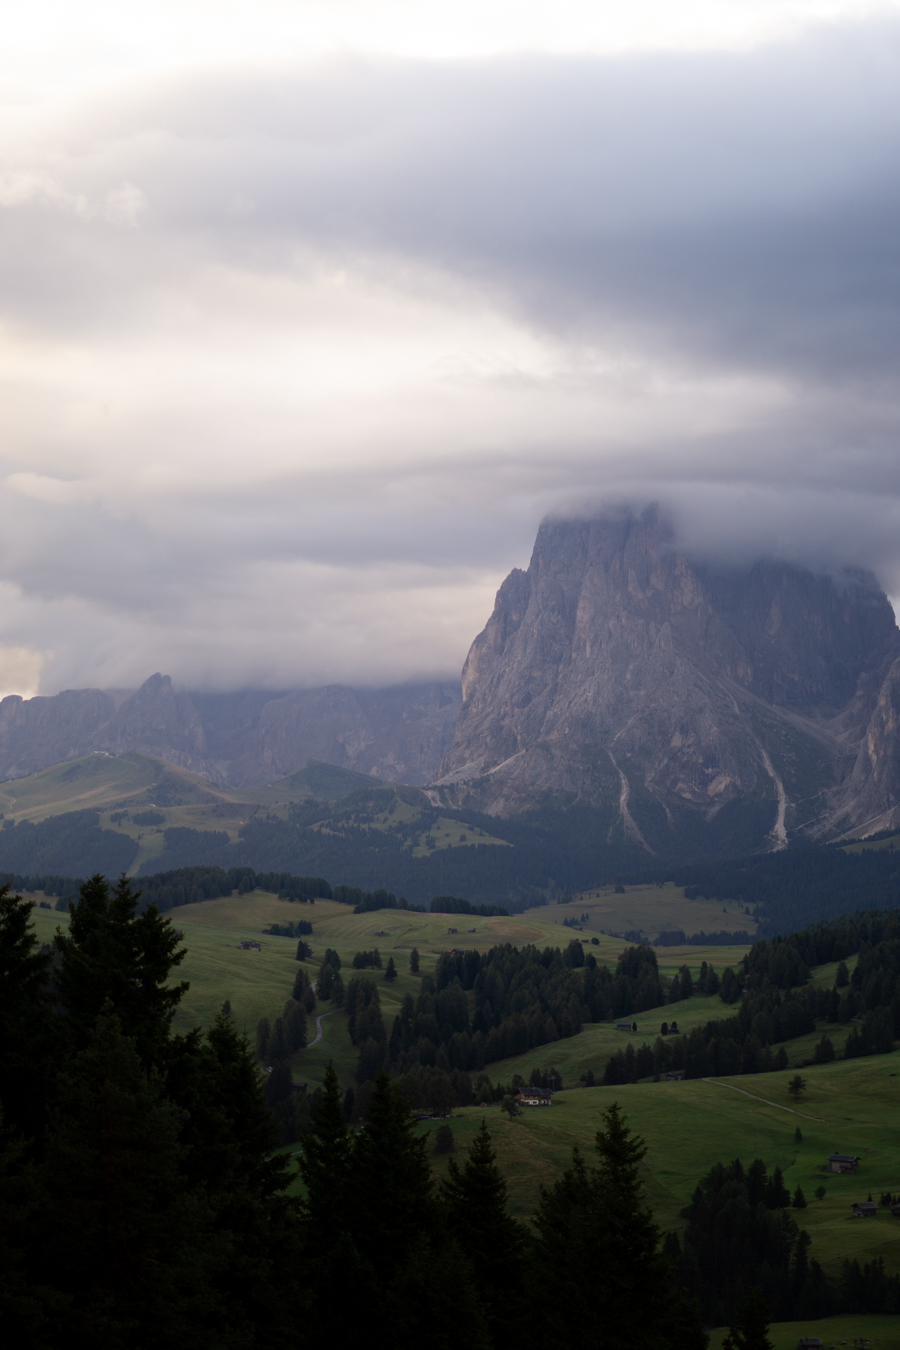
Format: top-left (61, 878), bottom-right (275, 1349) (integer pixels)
top-left (440, 1118), bottom-right (526, 1338)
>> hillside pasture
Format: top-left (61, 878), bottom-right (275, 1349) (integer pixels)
top-left (557, 879), bottom-right (757, 942)
top-left (431, 1050), bottom-right (900, 1280)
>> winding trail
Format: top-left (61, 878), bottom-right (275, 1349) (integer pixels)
top-left (702, 1077), bottom-right (852, 1149)
top-left (307, 1006), bottom-right (344, 1048)
top-left (702, 1077), bottom-right (824, 1122)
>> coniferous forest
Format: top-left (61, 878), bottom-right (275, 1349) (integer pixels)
top-left (5, 876), bottom-right (900, 1346)
top-left (0, 877), bottom-right (708, 1349)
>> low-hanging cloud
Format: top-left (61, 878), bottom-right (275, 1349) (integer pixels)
top-left (3, 17), bottom-right (900, 693)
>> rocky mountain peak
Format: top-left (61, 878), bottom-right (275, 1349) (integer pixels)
top-left (434, 508), bottom-right (900, 850)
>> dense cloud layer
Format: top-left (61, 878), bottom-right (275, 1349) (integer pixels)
top-left (2, 14), bottom-right (900, 694)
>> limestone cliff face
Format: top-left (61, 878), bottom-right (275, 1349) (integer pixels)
top-left (434, 508), bottom-right (900, 844)
top-left (0, 676), bottom-right (460, 788)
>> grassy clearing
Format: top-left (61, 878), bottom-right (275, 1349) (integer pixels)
top-left (845, 834), bottom-right (900, 854)
top-left (560, 880), bottom-right (757, 941)
top-left (710, 1314), bottom-right (900, 1348)
top-left (427, 1050), bottom-right (900, 1280)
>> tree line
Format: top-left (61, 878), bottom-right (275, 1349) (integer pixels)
top-left (632, 845), bottom-right (900, 938)
top-left (603, 906), bottom-right (900, 1086)
top-left (668, 1156), bottom-right (900, 1325)
top-left (317, 941), bottom-right (668, 1086)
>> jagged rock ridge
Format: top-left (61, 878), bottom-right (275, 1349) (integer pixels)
top-left (432, 508), bottom-right (900, 847)
top-left (0, 676), bottom-right (460, 788)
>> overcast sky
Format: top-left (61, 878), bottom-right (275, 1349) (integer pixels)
top-left (4, 1), bottom-right (900, 698)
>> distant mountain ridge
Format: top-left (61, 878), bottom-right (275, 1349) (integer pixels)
top-left (0, 677), bottom-right (460, 788)
top-left (432, 507), bottom-right (900, 848)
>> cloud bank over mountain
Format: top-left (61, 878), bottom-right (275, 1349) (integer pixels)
top-left (3, 11), bottom-right (900, 694)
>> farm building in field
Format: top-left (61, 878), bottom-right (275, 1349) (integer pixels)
top-left (852, 1201), bottom-right (877, 1218)
top-left (796, 1338), bottom-right (822, 1348)
top-left (516, 1087), bottom-right (553, 1107)
top-left (616, 1020), bottom-right (636, 1031)
top-left (827, 1153), bottom-right (860, 1173)
top-left (239, 940), bottom-right (261, 950)
top-left (665, 1070), bottom-right (685, 1081)
top-left (891, 1202), bottom-right (900, 1218)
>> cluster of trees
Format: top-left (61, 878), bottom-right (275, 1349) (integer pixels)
top-left (669, 960), bottom-right (721, 1000)
top-left (668, 1157), bottom-right (900, 1325)
top-left (0, 871), bottom-right (82, 907)
top-left (317, 949), bottom-right (344, 1004)
top-left (656, 929), bottom-right (752, 947)
top-left (0, 809), bottom-right (138, 878)
top-left (352, 948), bottom-right (382, 969)
top-left (342, 942), bottom-right (667, 1085)
top-left (332, 885), bottom-right (426, 915)
top-left (130, 865), bottom-right (331, 914)
top-left (603, 908), bottom-right (900, 1085)
top-left (429, 895), bottom-right (510, 917)
top-left (265, 920), bottom-right (312, 938)
top-left (0, 876), bottom-right (308, 1346)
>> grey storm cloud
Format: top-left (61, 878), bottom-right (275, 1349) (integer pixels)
top-left (3, 17), bottom-right (900, 694)
top-left (47, 21), bottom-right (900, 374)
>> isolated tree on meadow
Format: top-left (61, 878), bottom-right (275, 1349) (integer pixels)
top-left (384, 955), bottom-right (397, 982)
top-left (788, 1074), bottom-right (807, 1101)
top-left (409, 947), bottom-right (420, 974)
top-left (792, 1185), bottom-right (807, 1209)
top-left (500, 1095), bottom-right (521, 1121)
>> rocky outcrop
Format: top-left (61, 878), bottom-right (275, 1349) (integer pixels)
top-left (0, 676), bottom-right (460, 788)
top-left (433, 507), bottom-right (900, 847)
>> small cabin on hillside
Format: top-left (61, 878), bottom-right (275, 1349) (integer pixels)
top-left (665, 1070), bottom-right (685, 1082)
top-left (828, 1153), bottom-right (860, 1174)
top-left (891, 1202), bottom-right (900, 1218)
top-left (616, 1020), bottom-right (636, 1032)
top-left (796, 1338), bottom-right (823, 1348)
top-left (516, 1087), bottom-right (553, 1107)
top-left (852, 1201), bottom-right (877, 1218)
top-left (239, 940), bottom-right (261, 950)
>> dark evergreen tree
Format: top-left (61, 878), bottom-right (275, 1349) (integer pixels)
top-left (530, 1103), bottom-right (706, 1350)
top-left (441, 1119), bottom-right (527, 1341)
top-left (342, 1086), bottom-right (356, 1123)
top-left (54, 875), bottom-right (187, 1068)
top-left (384, 955), bottom-right (397, 982)
top-left (255, 1016), bottom-right (271, 1061)
top-left (348, 1071), bottom-right (435, 1286)
top-left (721, 1288), bottom-right (773, 1350)
top-left (297, 1062), bottom-right (352, 1248)
top-left (165, 1008), bottom-right (302, 1344)
top-left (765, 1165), bottom-right (790, 1209)
top-left (0, 885), bottom-right (54, 1147)
top-left (409, 946), bottom-right (420, 973)
top-left (36, 1007), bottom-right (213, 1348)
